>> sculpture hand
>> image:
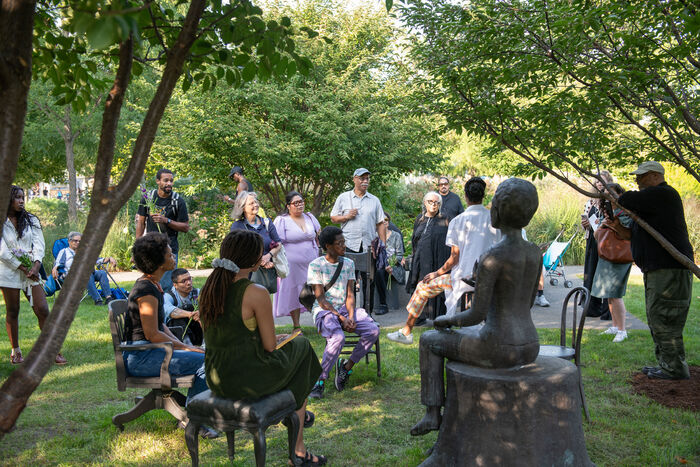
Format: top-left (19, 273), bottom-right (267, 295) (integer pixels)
top-left (433, 315), bottom-right (451, 330)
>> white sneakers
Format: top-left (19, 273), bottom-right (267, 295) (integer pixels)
top-left (534, 295), bottom-right (550, 307)
top-left (612, 330), bottom-right (628, 343)
top-left (603, 326), bottom-right (627, 342)
top-left (387, 330), bottom-right (413, 345)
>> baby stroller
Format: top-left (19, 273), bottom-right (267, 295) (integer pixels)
top-left (542, 227), bottom-right (578, 288)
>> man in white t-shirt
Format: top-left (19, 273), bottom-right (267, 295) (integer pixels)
top-left (306, 226), bottom-right (379, 399)
top-left (388, 177), bottom-right (500, 345)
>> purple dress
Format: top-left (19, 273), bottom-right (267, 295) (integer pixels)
top-left (273, 213), bottom-right (321, 317)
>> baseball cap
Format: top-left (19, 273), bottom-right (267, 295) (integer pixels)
top-left (353, 168), bottom-right (370, 177)
top-left (630, 161), bottom-right (664, 176)
top-left (228, 166), bottom-right (243, 177)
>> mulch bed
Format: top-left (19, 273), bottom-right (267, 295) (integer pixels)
top-left (629, 365), bottom-right (699, 412)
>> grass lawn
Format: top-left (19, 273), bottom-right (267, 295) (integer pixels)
top-left (1, 276), bottom-right (698, 466)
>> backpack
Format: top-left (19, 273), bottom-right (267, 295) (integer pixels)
top-left (149, 189), bottom-right (180, 220)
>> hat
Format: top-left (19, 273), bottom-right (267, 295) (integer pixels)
top-left (228, 166), bottom-right (243, 177)
top-left (353, 168), bottom-right (370, 177)
top-left (630, 161), bottom-right (664, 176)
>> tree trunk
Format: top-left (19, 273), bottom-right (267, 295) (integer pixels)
top-left (0, 0), bottom-right (207, 436)
top-left (63, 107), bottom-right (78, 224)
top-left (0, 0), bottom-right (36, 227)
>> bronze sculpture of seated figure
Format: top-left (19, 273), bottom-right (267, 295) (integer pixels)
top-left (411, 178), bottom-right (542, 436)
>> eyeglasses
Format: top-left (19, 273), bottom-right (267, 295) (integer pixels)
top-left (70, 239), bottom-right (81, 243)
top-left (426, 200), bottom-right (440, 205)
top-left (290, 200), bottom-right (305, 207)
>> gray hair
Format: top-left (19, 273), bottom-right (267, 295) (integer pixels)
top-left (68, 231), bottom-right (81, 241)
top-left (421, 191), bottom-right (442, 216)
top-left (231, 191), bottom-right (258, 220)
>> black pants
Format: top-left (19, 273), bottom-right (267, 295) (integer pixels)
top-left (583, 233), bottom-right (608, 316)
top-left (346, 245), bottom-right (375, 313)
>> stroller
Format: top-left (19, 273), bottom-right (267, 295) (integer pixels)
top-left (542, 226), bottom-right (578, 288)
top-left (43, 238), bottom-right (128, 301)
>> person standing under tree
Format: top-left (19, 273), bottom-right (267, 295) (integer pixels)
top-left (136, 168), bottom-right (190, 290)
top-left (330, 168), bottom-right (387, 312)
top-left (437, 176), bottom-right (464, 221)
top-left (617, 161), bottom-right (694, 380)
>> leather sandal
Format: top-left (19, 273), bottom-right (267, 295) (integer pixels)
top-left (304, 410), bottom-right (314, 428)
top-left (289, 451), bottom-right (327, 466)
top-left (10, 350), bottom-right (23, 365)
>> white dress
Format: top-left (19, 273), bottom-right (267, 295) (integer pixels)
top-left (0, 217), bottom-right (45, 291)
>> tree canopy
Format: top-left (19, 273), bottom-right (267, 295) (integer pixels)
top-left (150, 0), bottom-right (445, 215)
top-left (397, 0), bottom-right (699, 275)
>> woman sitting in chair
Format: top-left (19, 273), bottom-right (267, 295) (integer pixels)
top-left (123, 233), bottom-right (211, 414)
top-left (199, 230), bottom-right (326, 466)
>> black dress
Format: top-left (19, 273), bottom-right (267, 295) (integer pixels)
top-left (582, 202), bottom-right (608, 317)
top-left (406, 214), bottom-right (451, 319)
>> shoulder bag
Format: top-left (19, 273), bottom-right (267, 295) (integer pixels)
top-left (299, 257), bottom-right (344, 311)
top-left (594, 225), bottom-right (633, 264)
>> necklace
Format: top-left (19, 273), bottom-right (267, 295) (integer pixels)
top-left (141, 274), bottom-right (164, 294)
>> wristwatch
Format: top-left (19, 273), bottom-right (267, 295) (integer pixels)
top-left (166, 218), bottom-right (171, 224)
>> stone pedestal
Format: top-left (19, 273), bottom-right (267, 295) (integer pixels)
top-left (420, 356), bottom-right (592, 467)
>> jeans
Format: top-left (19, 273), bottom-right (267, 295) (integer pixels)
top-left (86, 270), bottom-right (110, 303)
top-left (160, 253), bottom-right (178, 291)
top-left (124, 340), bottom-right (207, 405)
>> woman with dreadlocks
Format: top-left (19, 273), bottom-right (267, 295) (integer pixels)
top-left (0, 186), bottom-right (66, 365)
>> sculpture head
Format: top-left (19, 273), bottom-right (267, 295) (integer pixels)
top-left (491, 178), bottom-right (538, 230)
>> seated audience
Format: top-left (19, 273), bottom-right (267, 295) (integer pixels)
top-left (52, 231), bottom-right (115, 306)
top-left (122, 233), bottom-right (215, 438)
top-left (307, 227), bottom-right (380, 399)
top-left (164, 268), bottom-right (202, 346)
top-left (199, 230), bottom-right (325, 465)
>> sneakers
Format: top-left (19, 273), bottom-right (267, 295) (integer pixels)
top-left (55, 353), bottom-right (68, 365)
top-left (94, 299), bottom-right (104, 306)
top-left (309, 381), bottom-right (324, 399)
top-left (602, 326), bottom-right (619, 335)
top-left (534, 294), bottom-right (550, 307)
top-left (612, 330), bottom-right (628, 343)
top-left (387, 330), bottom-right (413, 345)
top-left (335, 359), bottom-right (352, 392)
top-left (10, 350), bottom-right (23, 365)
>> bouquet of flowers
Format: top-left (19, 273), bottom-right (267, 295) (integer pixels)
top-left (387, 254), bottom-right (397, 290)
top-left (140, 186), bottom-right (163, 232)
top-left (11, 247), bottom-right (33, 269)
top-left (181, 290), bottom-right (199, 341)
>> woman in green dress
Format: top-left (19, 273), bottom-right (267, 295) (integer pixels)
top-left (199, 229), bottom-right (325, 466)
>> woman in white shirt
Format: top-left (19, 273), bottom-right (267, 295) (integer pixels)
top-left (0, 186), bottom-right (65, 365)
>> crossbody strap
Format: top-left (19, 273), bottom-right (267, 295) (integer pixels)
top-left (324, 257), bottom-right (344, 292)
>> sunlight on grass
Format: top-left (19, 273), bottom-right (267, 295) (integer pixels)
top-left (0, 278), bottom-right (697, 465)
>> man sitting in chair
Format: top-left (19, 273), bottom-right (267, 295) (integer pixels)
top-left (164, 268), bottom-right (203, 346)
top-left (307, 226), bottom-right (380, 399)
top-left (52, 231), bottom-right (116, 306)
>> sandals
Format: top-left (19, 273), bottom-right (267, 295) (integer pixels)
top-left (10, 350), bottom-right (23, 365)
top-left (289, 451), bottom-right (327, 466)
top-left (304, 410), bottom-right (314, 428)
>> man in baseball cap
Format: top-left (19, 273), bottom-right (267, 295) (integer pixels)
top-left (618, 160), bottom-right (694, 380)
top-left (224, 166), bottom-right (254, 205)
top-left (330, 167), bottom-right (387, 313)
top-left (629, 160), bottom-right (664, 176)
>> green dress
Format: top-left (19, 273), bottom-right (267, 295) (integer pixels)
top-left (204, 279), bottom-right (321, 409)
